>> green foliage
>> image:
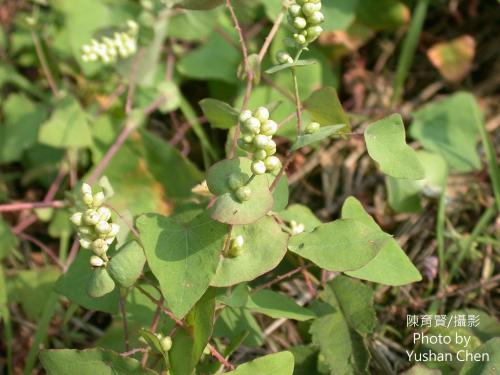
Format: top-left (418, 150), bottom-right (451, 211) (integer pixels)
top-left (410, 92), bottom-right (482, 172)
top-left (225, 351), bottom-right (295, 375)
top-left (107, 241), bottom-right (146, 288)
top-left (289, 219), bottom-right (390, 271)
top-left (200, 98), bottom-right (239, 129)
top-left (364, 114), bottom-right (424, 179)
top-left (0, 219), bottom-right (18, 260)
top-left (291, 124), bottom-right (345, 151)
top-left (206, 158), bottom-right (274, 224)
top-left (310, 276), bottom-right (375, 374)
top-left (459, 338), bottom-right (500, 375)
top-left (40, 348), bottom-right (155, 375)
top-left (39, 95), bottom-right (93, 149)
top-left (137, 212), bottom-right (227, 318)
top-left (341, 197), bottom-right (422, 285)
top-left (303, 86), bottom-right (351, 133)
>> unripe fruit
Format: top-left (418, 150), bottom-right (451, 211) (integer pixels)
top-left (227, 174), bottom-right (243, 191)
top-left (254, 107), bottom-right (269, 122)
top-left (276, 51), bottom-right (293, 64)
top-left (294, 33), bottom-right (307, 45)
top-left (305, 121), bottom-right (321, 134)
top-left (83, 193), bottom-right (94, 207)
top-left (251, 160), bottom-right (267, 175)
top-left (293, 16), bottom-right (307, 30)
top-left (228, 244), bottom-right (244, 257)
top-left (239, 109), bottom-right (252, 123)
top-left (264, 156), bottom-right (281, 171)
top-left (70, 212), bottom-right (83, 226)
top-left (307, 11), bottom-right (324, 25)
top-left (79, 237), bottom-right (92, 249)
top-left (232, 235), bottom-right (244, 249)
top-left (260, 120), bottom-right (278, 136)
top-left (296, 0), bottom-right (307, 5)
top-left (254, 134), bottom-right (269, 149)
top-left (243, 117), bottom-right (261, 134)
top-left (95, 221), bottom-right (111, 235)
top-left (92, 238), bottom-right (109, 256)
top-left (160, 336), bottom-right (172, 352)
top-left (288, 4), bottom-right (302, 17)
top-left (97, 206), bottom-right (112, 222)
top-left (108, 223), bottom-right (120, 237)
top-left (242, 135), bottom-right (254, 144)
top-left (90, 255), bottom-right (105, 267)
top-left (84, 209), bottom-right (100, 225)
top-left (301, 3), bottom-right (317, 16)
top-left (81, 183), bottom-right (92, 195)
top-left (92, 191), bottom-right (105, 207)
top-left (306, 26), bottom-right (323, 42)
top-left (253, 149), bottom-right (267, 161)
top-left (78, 226), bottom-right (93, 235)
top-left (235, 186), bottom-right (252, 202)
top-left (265, 139), bottom-right (277, 155)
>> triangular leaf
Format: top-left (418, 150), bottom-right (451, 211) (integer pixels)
top-left (290, 124), bottom-right (345, 151)
top-left (199, 98), bottom-right (239, 129)
top-left (303, 87), bottom-right (350, 133)
top-left (225, 351), bottom-right (295, 375)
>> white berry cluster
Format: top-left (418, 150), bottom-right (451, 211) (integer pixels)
top-left (237, 107), bottom-right (282, 176)
top-left (226, 235), bottom-right (244, 257)
top-left (287, 0), bottom-right (324, 46)
top-left (290, 220), bottom-right (305, 235)
top-left (81, 20), bottom-right (138, 64)
top-left (70, 183), bottom-right (120, 267)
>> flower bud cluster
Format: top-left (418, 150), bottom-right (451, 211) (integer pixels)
top-left (226, 235), bottom-right (245, 257)
top-left (70, 183), bottom-right (120, 267)
top-left (276, 51), bottom-right (294, 65)
top-left (237, 107), bottom-right (282, 176)
top-left (81, 20), bottom-right (139, 64)
top-left (287, 0), bottom-right (324, 46)
top-left (305, 121), bottom-right (320, 134)
top-left (290, 220), bottom-right (305, 235)
top-left (155, 333), bottom-right (172, 352)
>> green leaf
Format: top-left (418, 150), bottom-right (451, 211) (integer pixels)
top-left (157, 81), bottom-right (181, 113)
top-left (401, 364), bottom-right (442, 375)
top-left (136, 211), bottom-right (228, 318)
top-left (364, 113), bottom-right (424, 179)
top-left (310, 276), bottom-right (375, 374)
top-left (459, 338), bottom-right (500, 375)
top-left (38, 95), bottom-right (92, 149)
top-left (214, 306), bottom-right (264, 347)
top-left (356, 0), bottom-right (410, 30)
top-left (341, 197), bottom-right (422, 285)
top-left (0, 94), bottom-right (46, 163)
top-left (225, 351), bottom-right (295, 375)
top-left (386, 151), bottom-right (448, 213)
top-left (177, 33), bottom-right (240, 83)
top-left (303, 87), bottom-right (350, 133)
top-left (265, 59), bottom-right (317, 75)
top-left (210, 216), bottom-right (288, 287)
top-left (55, 251), bottom-right (119, 314)
top-left (277, 204), bottom-right (322, 233)
top-left (288, 345), bottom-right (319, 375)
top-left (223, 289), bottom-right (316, 321)
top-left (288, 219), bottom-right (389, 271)
top-left (410, 92), bottom-right (482, 172)
top-left (86, 268), bottom-right (116, 298)
top-left (6, 267), bottom-right (60, 321)
top-left (199, 98), bottom-right (239, 129)
top-left (107, 241), bottom-right (146, 288)
top-left (168, 8), bottom-right (221, 41)
top-left (169, 288), bottom-right (215, 375)
top-left (206, 158), bottom-right (273, 225)
top-left (322, 0), bottom-right (359, 31)
top-left (270, 174), bottom-right (289, 212)
top-left (174, 0), bottom-right (223, 10)
top-left (40, 348), bottom-right (156, 375)
top-left (0, 219), bottom-right (18, 260)
top-left (290, 124), bottom-right (345, 151)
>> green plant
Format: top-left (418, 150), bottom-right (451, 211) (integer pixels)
top-left (1, 0), bottom-right (498, 374)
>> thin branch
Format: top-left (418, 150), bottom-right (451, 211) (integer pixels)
top-left (225, 0), bottom-right (250, 71)
top-left (254, 264), bottom-right (312, 291)
top-left (31, 30), bottom-right (58, 97)
top-left (125, 49), bottom-right (145, 114)
top-left (18, 233), bottom-right (65, 269)
top-left (258, 11), bottom-right (284, 62)
top-left (120, 348), bottom-right (148, 357)
top-left (141, 295), bottom-right (164, 367)
top-left (0, 200), bottom-right (67, 213)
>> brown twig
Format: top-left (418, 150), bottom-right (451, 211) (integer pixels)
top-left (254, 264), bottom-right (313, 291)
top-left (120, 348), bottom-right (148, 357)
top-left (18, 233), bottom-right (65, 269)
top-left (258, 11), bottom-right (285, 62)
top-left (141, 295), bottom-right (164, 367)
top-left (0, 200), bottom-right (67, 213)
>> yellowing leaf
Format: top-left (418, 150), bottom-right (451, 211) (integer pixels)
top-left (427, 35), bottom-right (475, 82)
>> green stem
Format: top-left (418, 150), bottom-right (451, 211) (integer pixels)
top-left (448, 205), bottom-right (496, 283)
top-left (474, 104), bottom-right (500, 211)
top-left (0, 267), bottom-right (13, 375)
top-left (436, 190), bottom-right (446, 290)
top-left (391, 0), bottom-right (430, 105)
top-left (23, 292), bottom-right (60, 375)
top-left (291, 68), bottom-right (302, 135)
